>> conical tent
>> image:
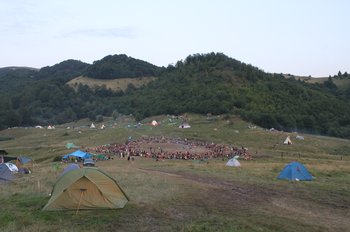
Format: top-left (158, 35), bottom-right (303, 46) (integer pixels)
top-left (277, 161), bottom-right (313, 181)
top-left (283, 136), bottom-right (292, 145)
top-left (43, 167), bottom-right (129, 211)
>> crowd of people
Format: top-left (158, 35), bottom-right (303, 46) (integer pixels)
top-left (86, 136), bottom-right (252, 161)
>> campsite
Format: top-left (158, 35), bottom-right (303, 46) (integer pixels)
top-left (0, 114), bottom-right (349, 232)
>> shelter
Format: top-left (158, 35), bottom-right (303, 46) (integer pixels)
top-left (2, 156), bottom-right (17, 163)
top-left (60, 163), bottom-right (80, 176)
top-left (277, 161), bottom-right (313, 181)
top-left (66, 142), bottom-right (79, 149)
top-left (0, 163), bottom-right (14, 184)
top-left (296, 135), bottom-right (304, 140)
top-left (226, 156), bottom-right (241, 167)
top-left (283, 136), bottom-right (292, 145)
top-left (63, 150), bottom-right (93, 160)
top-left (16, 156), bottom-right (32, 168)
top-left (0, 149), bottom-right (8, 155)
top-left (90, 123), bottom-right (96, 129)
top-left (5, 163), bottom-right (18, 173)
top-left (43, 167), bottom-right (129, 211)
top-left (179, 123), bottom-right (191, 129)
top-left (151, 120), bottom-right (158, 126)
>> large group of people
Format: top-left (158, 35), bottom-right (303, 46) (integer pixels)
top-left (86, 136), bottom-right (252, 161)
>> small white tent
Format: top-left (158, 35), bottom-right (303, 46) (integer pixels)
top-left (226, 156), bottom-right (241, 167)
top-left (151, 120), bottom-right (158, 126)
top-left (179, 123), bottom-right (191, 129)
top-left (284, 136), bottom-right (292, 145)
top-left (90, 123), bottom-right (96, 129)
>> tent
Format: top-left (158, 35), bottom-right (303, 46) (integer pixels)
top-left (66, 142), bottom-right (79, 149)
top-left (226, 156), bottom-right (241, 167)
top-left (179, 123), bottom-right (191, 129)
top-left (60, 163), bottom-right (80, 176)
top-left (90, 123), bottom-right (96, 129)
top-left (43, 167), bottom-right (129, 211)
top-left (283, 136), bottom-right (293, 145)
top-left (4, 163), bottom-right (18, 173)
top-left (151, 120), bottom-right (158, 126)
top-left (277, 161), bottom-right (313, 181)
top-left (17, 156), bottom-right (32, 164)
top-left (0, 163), bottom-right (14, 184)
top-left (296, 135), bottom-right (304, 140)
top-left (63, 150), bottom-right (93, 160)
top-left (16, 156), bottom-right (32, 168)
top-left (0, 149), bottom-right (8, 155)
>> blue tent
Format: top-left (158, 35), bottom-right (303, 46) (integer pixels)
top-left (60, 163), bottom-right (80, 176)
top-left (63, 150), bottom-right (92, 160)
top-left (17, 156), bottom-right (32, 164)
top-left (277, 161), bottom-right (313, 181)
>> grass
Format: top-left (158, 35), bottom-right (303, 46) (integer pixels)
top-left (67, 76), bottom-right (157, 92)
top-left (0, 114), bottom-right (349, 231)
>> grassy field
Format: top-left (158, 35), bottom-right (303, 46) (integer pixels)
top-left (67, 76), bottom-right (156, 92)
top-left (0, 114), bottom-right (349, 232)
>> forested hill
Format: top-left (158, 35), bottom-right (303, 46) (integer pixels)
top-left (0, 53), bottom-right (349, 138)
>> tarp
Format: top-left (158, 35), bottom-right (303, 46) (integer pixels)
top-left (277, 161), bottom-right (313, 181)
top-left (0, 163), bottom-right (14, 184)
top-left (63, 150), bottom-right (93, 160)
top-left (43, 167), bottom-right (129, 211)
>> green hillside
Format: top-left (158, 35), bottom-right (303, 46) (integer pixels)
top-left (0, 53), bottom-right (349, 138)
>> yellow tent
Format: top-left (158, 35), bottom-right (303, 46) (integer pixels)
top-left (43, 167), bottom-right (129, 211)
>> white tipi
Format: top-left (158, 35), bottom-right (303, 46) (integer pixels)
top-left (283, 136), bottom-right (292, 145)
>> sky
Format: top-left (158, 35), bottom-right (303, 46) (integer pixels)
top-left (1, 0), bottom-right (349, 77)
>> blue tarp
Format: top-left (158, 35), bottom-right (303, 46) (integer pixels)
top-left (277, 161), bottom-right (313, 181)
top-left (63, 150), bottom-right (93, 159)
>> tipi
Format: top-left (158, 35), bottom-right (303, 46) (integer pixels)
top-left (283, 136), bottom-right (292, 145)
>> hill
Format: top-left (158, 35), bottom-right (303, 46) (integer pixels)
top-left (0, 52), bottom-right (349, 138)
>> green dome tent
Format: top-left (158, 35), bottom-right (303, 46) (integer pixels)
top-left (43, 167), bottom-right (129, 211)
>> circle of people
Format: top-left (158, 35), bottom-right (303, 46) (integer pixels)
top-left (86, 136), bottom-right (252, 161)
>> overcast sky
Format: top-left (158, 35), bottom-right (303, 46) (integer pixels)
top-left (1, 0), bottom-right (349, 77)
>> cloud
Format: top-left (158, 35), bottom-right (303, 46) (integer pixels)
top-left (62, 27), bottom-right (135, 38)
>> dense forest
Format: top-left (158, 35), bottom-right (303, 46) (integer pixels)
top-left (0, 53), bottom-right (349, 138)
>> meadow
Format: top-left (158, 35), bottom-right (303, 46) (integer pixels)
top-left (0, 114), bottom-right (349, 232)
